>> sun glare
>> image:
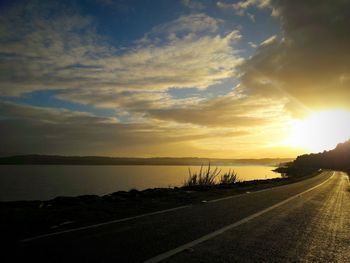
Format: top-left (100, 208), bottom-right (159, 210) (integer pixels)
top-left (287, 110), bottom-right (350, 153)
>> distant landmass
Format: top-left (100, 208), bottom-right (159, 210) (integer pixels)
top-left (276, 140), bottom-right (350, 177)
top-left (0, 155), bottom-right (292, 166)
top-left (293, 140), bottom-right (350, 172)
top-left (2, 141), bottom-right (349, 169)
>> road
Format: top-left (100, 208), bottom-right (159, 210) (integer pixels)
top-left (14, 171), bottom-right (350, 262)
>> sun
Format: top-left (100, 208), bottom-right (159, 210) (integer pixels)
top-left (287, 110), bottom-right (350, 153)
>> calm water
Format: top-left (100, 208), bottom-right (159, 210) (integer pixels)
top-left (0, 165), bottom-right (279, 201)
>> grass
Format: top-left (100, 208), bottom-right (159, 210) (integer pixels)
top-left (183, 164), bottom-right (238, 188)
top-left (219, 169), bottom-right (238, 185)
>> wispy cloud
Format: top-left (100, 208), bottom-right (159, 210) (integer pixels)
top-left (217, 0), bottom-right (275, 17)
top-left (146, 92), bottom-right (287, 128)
top-left (259, 35), bottom-right (277, 46)
top-left (145, 13), bottom-right (223, 38)
top-left (0, 6), bottom-right (242, 103)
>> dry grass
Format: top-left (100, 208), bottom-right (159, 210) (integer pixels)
top-left (219, 169), bottom-right (238, 185)
top-left (183, 164), bottom-right (238, 187)
top-left (184, 163), bottom-right (221, 187)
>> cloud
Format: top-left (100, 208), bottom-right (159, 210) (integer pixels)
top-left (248, 42), bottom-right (257, 48)
top-left (259, 35), bottom-right (277, 46)
top-left (2, 2), bottom-right (272, 157)
top-left (233, 0), bottom-right (271, 10)
top-left (0, 102), bottom-right (211, 155)
top-left (238, 0), bottom-right (350, 114)
top-left (0, 101), bottom-right (269, 157)
top-left (56, 89), bottom-right (206, 114)
top-left (46, 29), bottom-right (243, 113)
top-left (217, 0), bottom-right (275, 16)
top-left (0, 2), bottom-right (112, 96)
top-left (0, 5), bottom-right (242, 107)
top-left (2, 0), bottom-right (348, 158)
top-left (247, 13), bottom-right (256, 22)
top-left (147, 92), bottom-right (287, 128)
top-left (146, 13), bottom-right (223, 37)
top-left (181, 0), bottom-right (205, 10)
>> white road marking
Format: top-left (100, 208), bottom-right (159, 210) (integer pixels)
top-left (208, 185), bottom-right (277, 203)
top-left (143, 172), bottom-right (335, 263)
top-left (20, 186), bottom-right (272, 243)
top-left (18, 179), bottom-right (290, 242)
top-left (208, 171), bottom-right (327, 203)
top-left (20, 204), bottom-right (192, 242)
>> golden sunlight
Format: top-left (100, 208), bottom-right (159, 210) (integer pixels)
top-left (287, 110), bottom-right (350, 153)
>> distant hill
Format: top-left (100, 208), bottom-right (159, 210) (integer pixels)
top-left (0, 155), bottom-right (292, 166)
top-left (293, 140), bottom-right (350, 172)
top-left (276, 140), bottom-right (350, 177)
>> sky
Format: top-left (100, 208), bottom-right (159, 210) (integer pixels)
top-left (0, 0), bottom-right (349, 158)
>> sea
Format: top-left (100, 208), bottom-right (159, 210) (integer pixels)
top-left (0, 165), bottom-right (280, 201)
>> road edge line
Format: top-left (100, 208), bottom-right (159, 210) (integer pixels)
top-left (20, 171), bottom-right (330, 243)
top-left (143, 171), bottom-right (335, 263)
top-left (20, 204), bottom-right (192, 243)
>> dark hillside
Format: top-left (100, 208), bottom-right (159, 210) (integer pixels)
top-left (276, 140), bottom-right (350, 177)
top-left (294, 140), bottom-right (350, 172)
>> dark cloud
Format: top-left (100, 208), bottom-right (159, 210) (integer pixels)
top-left (239, 0), bottom-right (350, 112)
top-left (0, 102), bottom-right (243, 156)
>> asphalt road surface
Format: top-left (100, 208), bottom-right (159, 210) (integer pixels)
top-left (14, 171), bottom-right (350, 262)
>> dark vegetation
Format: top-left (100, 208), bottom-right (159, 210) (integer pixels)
top-left (183, 164), bottom-right (238, 188)
top-left (0, 154), bottom-right (292, 166)
top-left (275, 140), bottom-right (350, 176)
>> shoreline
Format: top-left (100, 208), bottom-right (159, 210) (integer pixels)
top-left (0, 170), bottom-right (321, 242)
top-left (0, 164), bottom-right (281, 202)
top-left (0, 155), bottom-right (293, 166)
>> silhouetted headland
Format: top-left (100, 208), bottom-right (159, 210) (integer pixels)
top-left (275, 140), bottom-right (350, 176)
